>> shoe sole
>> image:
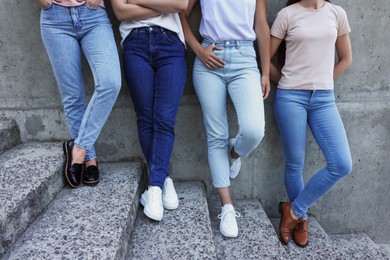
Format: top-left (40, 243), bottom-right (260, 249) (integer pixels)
top-left (83, 179), bottom-right (100, 186)
top-left (220, 228), bottom-right (238, 238)
top-left (293, 238), bottom-right (309, 248)
top-left (140, 194), bottom-right (163, 221)
top-left (63, 141), bottom-right (78, 189)
top-left (163, 200), bottom-right (179, 210)
top-left (229, 172), bottom-right (240, 180)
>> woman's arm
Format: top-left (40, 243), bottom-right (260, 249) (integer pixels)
top-left (128, 0), bottom-right (189, 13)
top-left (334, 33), bottom-right (352, 79)
top-left (269, 36), bottom-right (283, 84)
top-left (254, 0), bottom-right (271, 99)
top-left (111, 0), bottom-right (160, 22)
top-left (179, 0), bottom-right (224, 69)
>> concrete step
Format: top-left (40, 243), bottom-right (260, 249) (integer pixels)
top-left (209, 199), bottom-right (285, 259)
top-left (379, 244), bottom-right (390, 258)
top-left (4, 162), bottom-right (144, 260)
top-left (270, 217), bottom-right (345, 259)
top-left (127, 182), bottom-right (217, 259)
top-left (0, 119), bottom-right (20, 154)
top-left (0, 142), bottom-right (63, 258)
top-left (330, 233), bottom-right (390, 259)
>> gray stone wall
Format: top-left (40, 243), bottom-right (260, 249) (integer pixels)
top-left (0, 0), bottom-right (389, 243)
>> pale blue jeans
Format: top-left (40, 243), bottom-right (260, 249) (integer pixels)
top-left (40, 4), bottom-right (121, 160)
top-left (193, 40), bottom-right (265, 188)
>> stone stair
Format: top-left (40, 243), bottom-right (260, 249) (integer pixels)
top-left (0, 120), bottom-right (389, 259)
top-left (0, 119), bottom-right (20, 155)
top-left (269, 216), bottom-right (389, 260)
top-left (330, 233), bottom-right (390, 259)
top-left (127, 182), bottom-right (216, 259)
top-left (4, 162), bottom-right (144, 260)
top-left (209, 199), bottom-right (284, 259)
top-left (0, 141), bottom-right (64, 257)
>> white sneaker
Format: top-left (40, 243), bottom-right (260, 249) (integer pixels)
top-left (228, 138), bottom-right (242, 179)
top-left (140, 186), bottom-right (163, 221)
top-left (162, 177), bottom-right (179, 210)
top-left (218, 204), bottom-right (240, 238)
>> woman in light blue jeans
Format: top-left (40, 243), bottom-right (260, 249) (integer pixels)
top-left (270, 0), bottom-right (353, 247)
top-left (39, 0), bottom-right (121, 188)
top-left (181, 0), bottom-right (270, 237)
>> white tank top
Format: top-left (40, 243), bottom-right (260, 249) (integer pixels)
top-left (199, 0), bottom-right (257, 42)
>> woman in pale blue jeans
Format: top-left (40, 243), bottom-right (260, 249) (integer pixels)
top-left (193, 40), bottom-right (266, 189)
top-left (181, 0), bottom-right (270, 237)
top-left (39, 0), bottom-right (121, 188)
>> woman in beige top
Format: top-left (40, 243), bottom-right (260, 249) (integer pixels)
top-left (270, 0), bottom-right (352, 247)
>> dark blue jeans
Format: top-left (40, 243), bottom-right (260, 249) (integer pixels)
top-left (123, 26), bottom-right (186, 188)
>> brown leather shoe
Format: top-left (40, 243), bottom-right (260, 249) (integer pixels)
top-left (293, 218), bottom-right (309, 247)
top-left (279, 202), bottom-right (298, 245)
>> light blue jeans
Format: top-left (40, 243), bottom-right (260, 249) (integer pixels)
top-left (274, 89), bottom-right (352, 218)
top-left (40, 4), bottom-right (121, 160)
top-left (193, 40), bottom-right (265, 188)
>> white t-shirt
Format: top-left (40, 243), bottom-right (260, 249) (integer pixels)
top-left (119, 13), bottom-right (185, 46)
top-left (271, 2), bottom-right (351, 90)
top-left (199, 0), bottom-right (257, 42)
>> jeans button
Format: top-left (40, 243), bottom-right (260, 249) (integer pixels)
top-left (149, 27), bottom-right (153, 32)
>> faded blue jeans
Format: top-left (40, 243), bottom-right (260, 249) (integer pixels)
top-left (193, 40), bottom-right (265, 188)
top-left (40, 4), bottom-right (121, 160)
top-left (122, 26), bottom-right (186, 188)
top-left (274, 89), bottom-right (352, 218)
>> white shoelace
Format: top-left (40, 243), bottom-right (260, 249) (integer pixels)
top-left (218, 209), bottom-right (241, 223)
top-left (148, 186), bottom-right (161, 204)
top-left (230, 158), bottom-right (240, 171)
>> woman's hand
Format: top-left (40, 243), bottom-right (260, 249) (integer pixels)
top-left (85, 0), bottom-right (101, 8)
top-left (197, 45), bottom-right (224, 69)
top-left (261, 75), bottom-right (270, 100)
top-left (37, 0), bottom-right (53, 9)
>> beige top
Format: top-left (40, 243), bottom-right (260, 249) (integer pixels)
top-left (271, 2), bottom-right (351, 90)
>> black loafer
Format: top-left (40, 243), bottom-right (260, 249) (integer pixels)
top-left (63, 139), bottom-right (82, 188)
top-left (83, 164), bottom-right (100, 186)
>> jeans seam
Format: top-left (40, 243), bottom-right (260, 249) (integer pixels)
top-left (76, 48), bottom-right (101, 147)
top-left (308, 109), bottom-right (336, 174)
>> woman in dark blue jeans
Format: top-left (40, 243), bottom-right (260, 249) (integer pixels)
top-left (111, 0), bottom-right (188, 222)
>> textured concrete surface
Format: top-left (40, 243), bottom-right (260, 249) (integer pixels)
top-left (0, 0), bottom-right (389, 243)
top-left (331, 233), bottom-right (389, 259)
top-left (127, 182), bottom-right (216, 260)
top-left (0, 119), bottom-right (20, 154)
top-left (4, 162), bottom-right (144, 260)
top-left (0, 142), bottom-right (63, 258)
top-left (209, 199), bottom-right (285, 259)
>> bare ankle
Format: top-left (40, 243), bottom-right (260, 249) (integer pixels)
top-left (85, 159), bottom-right (97, 167)
top-left (230, 147), bottom-right (240, 160)
top-left (72, 145), bottom-right (86, 164)
top-left (290, 208), bottom-right (299, 220)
